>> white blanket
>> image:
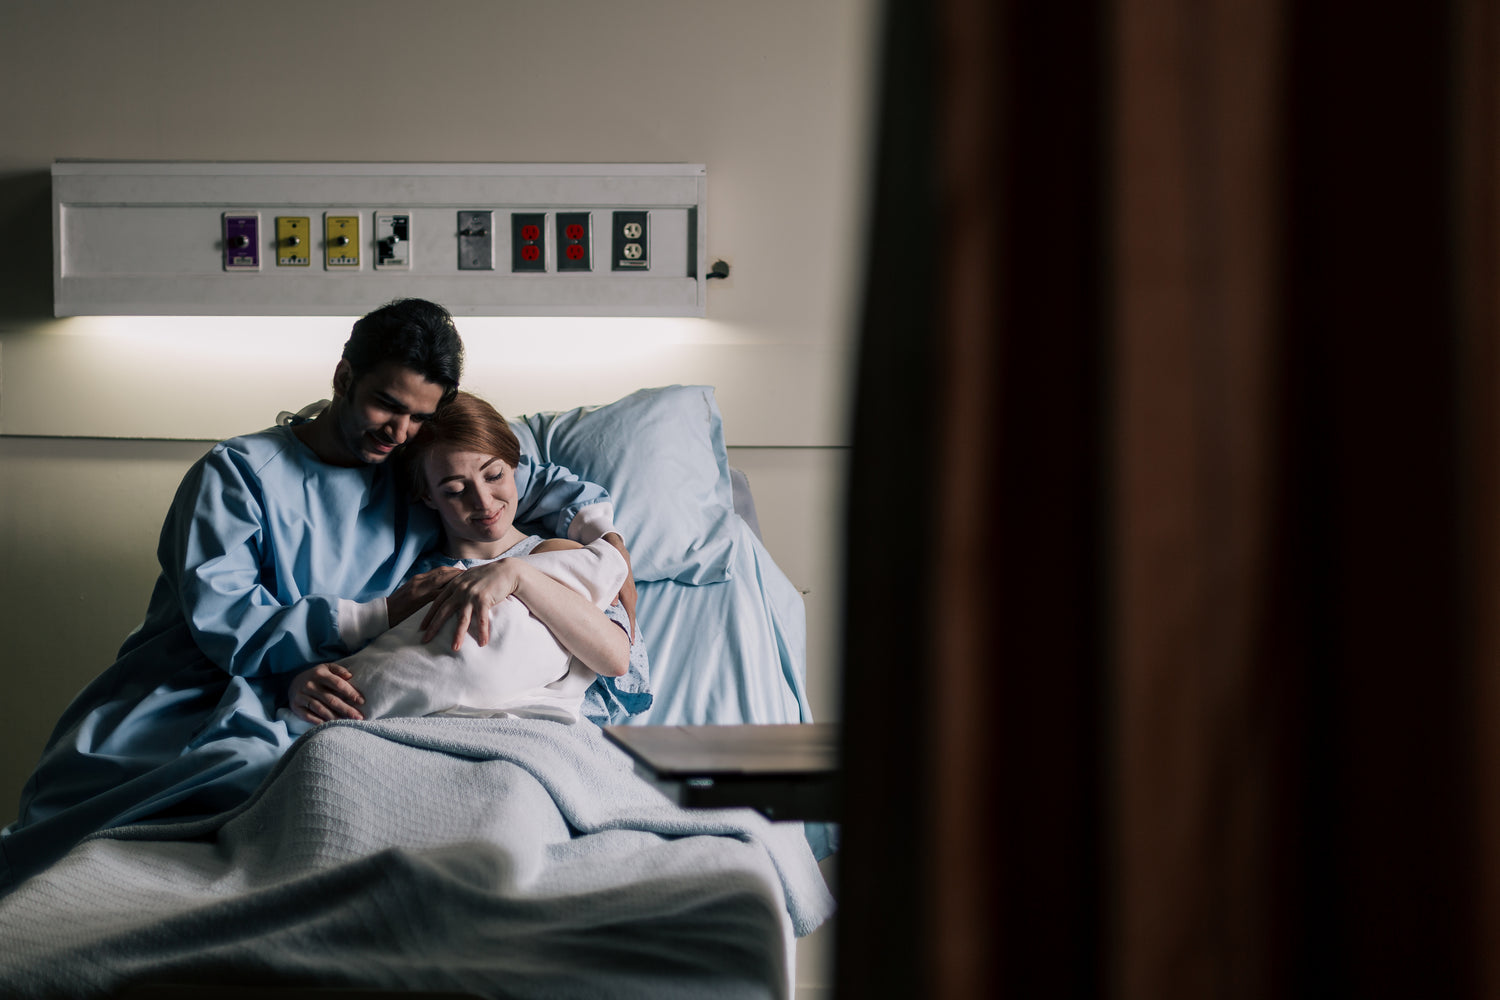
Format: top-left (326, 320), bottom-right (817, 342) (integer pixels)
top-left (342, 537), bottom-right (628, 724)
top-left (0, 716), bottom-right (835, 999)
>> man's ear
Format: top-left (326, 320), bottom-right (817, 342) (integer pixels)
top-left (332, 359), bottom-right (354, 399)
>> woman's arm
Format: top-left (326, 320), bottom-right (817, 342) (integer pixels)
top-left (511, 561), bottom-right (630, 677)
top-left (420, 556), bottom-right (630, 676)
top-left (420, 536), bottom-right (636, 649)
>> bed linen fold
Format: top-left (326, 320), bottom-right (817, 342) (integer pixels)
top-left (0, 716), bottom-right (834, 999)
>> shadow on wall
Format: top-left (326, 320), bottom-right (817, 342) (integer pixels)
top-left (0, 170), bottom-right (56, 321)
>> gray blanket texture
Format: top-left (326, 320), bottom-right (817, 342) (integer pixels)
top-left (0, 716), bottom-right (835, 999)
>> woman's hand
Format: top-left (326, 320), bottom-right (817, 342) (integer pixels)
top-left (386, 565), bottom-right (466, 627)
top-left (420, 558), bottom-right (529, 650)
top-left (288, 663), bottom-right (365, 723)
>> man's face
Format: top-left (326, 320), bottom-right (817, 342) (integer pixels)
top-left (330, 360), bottom-right (446, 466)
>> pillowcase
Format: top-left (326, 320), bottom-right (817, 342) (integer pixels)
top-left (510, 385), bottom-right (739, 585)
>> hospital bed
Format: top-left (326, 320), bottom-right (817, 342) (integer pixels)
top-left (0, 385), bottom-right (835, 999)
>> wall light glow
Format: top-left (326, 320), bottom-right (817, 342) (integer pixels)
top-left (7, 314), bottom-right (762, 440)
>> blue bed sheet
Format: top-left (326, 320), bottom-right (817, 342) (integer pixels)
top-left (625, 514), bottom-right (837, 859)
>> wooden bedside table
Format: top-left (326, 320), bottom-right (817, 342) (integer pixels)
top-left (603, 723), bottom-right (841, 822)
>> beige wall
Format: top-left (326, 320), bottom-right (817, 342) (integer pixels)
top-left (0, 0), bottom-right (874, 446)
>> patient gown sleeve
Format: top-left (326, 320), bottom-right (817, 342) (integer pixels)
top-left (0, 426), bottom-right (436, 889)
top-left (510, 456), bottom-right (616, 542)
top-left (156, 436), bottom-right (426, 678)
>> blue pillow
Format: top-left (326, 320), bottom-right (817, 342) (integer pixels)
top-left (510, 386), bottom-right (739, 585)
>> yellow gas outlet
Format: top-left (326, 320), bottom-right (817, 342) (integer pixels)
top-left (324, 213), bottom-right (361, 269)
top-left (276, 216), bottom-right (310, 266)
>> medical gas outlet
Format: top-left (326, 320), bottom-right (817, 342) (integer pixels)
top-left (222, 212), bottom-right (260, 271)
top-left (275, 216), bottom-right (310, 266)
top-left (374, 212), bottom-right (411, 270)
top-left (324, 214), bottom-right (360, 269)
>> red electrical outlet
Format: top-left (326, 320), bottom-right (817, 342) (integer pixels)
top-left (511, 213), bottom-right (546, 271)
top-left (556, 212), bottom-right (591, 272)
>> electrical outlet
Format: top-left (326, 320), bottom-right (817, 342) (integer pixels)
top-left (324, 213), bottom-right (361, 269)
top-left (457, 210), bottom-right (494, 270)
top-left (512, 212), bottom-right (546, 272)
top-left (275, 216), bottom-right (310, 266)
top-left (222, 211), bottom-right (260, 271)
top-left (611, 210), bottom-right (649, 271)
top-left (374, 211), bottom-right (411, 270)
top-left (556, 212), bottom-right (592, 272)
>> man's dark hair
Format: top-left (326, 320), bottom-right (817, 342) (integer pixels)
top-left (342, 298), bottom-right (465, 401)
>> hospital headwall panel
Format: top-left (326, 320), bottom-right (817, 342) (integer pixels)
top-left (53, 161), bottom-right (709, 317)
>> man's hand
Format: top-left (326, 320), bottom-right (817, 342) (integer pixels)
top-left (288, 663), bottom-right (365, 723)
top-left (602, 532), bottom-right (638, 639)
top-left (386, 565), bottom-right (465, 628)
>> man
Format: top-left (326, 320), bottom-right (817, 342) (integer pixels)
top-left (0, 298), bottom-right (630, 888)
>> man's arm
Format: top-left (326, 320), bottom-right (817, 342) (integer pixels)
top-left (166, 444), bottom-right (378, 677)
top-left (510, 456), bottom-right (616, 542)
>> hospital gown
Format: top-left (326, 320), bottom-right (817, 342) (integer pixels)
top-left (0, 423), bottom-right (611, 889)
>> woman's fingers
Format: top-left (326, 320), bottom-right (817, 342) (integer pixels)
top-left (326, 667), bottom-right (364, 707)
top-left (450, 604), bottom-right (474, 651)
top-left (293, 665), bottom-right (365, 722)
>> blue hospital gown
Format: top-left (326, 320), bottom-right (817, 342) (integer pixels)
top-left (0, 424), bottom-right (609, 889)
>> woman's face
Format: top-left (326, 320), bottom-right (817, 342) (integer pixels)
top-left (421, 446), bottom-right (524, 556)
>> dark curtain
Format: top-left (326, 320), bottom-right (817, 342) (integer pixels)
top-left (836, 0), bottom-right (1500, 997)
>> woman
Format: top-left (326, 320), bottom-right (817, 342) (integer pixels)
top-left (288, 392), bottom-right (635, 725)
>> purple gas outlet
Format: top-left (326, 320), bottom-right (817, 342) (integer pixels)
top-left (224, 213), bottom-right (260, 270)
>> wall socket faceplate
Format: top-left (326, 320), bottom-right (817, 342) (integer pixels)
top-left (511, 212), bottom-right (546, 272)
top-left (556, 212), bottom-right (592, 272)
top-left (612, 210), bottom-right (649, 270)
